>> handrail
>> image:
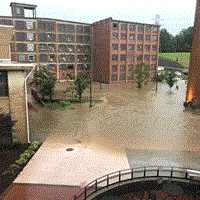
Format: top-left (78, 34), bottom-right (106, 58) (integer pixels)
top-left (73, 166), bottom-right (200, 200)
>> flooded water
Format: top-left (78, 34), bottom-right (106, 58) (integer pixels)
top-left (29, 80), bottom-right (200, 169)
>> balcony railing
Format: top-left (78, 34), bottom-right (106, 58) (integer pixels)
top-left (73, 166), bottom-right (200, 200)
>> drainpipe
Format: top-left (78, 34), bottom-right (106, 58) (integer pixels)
top-left (24, 65), bottom-right (36, 143)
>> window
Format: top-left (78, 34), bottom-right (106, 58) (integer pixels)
top-left (145, 35), bottom-right (151, 40)
top-left (38, 33), bottom-right (46, 42)
top-left (137, 24), bottom-right (143, 32)
top-left (128, 55), bottom-right (134, 62)
top-left (137, 45), bottom-right (143, 51)
top-left (28, 55), bottom-right (35, 62)
top-left (129, 24), bottom-right (135, 32)
top-left (137, 55), bottom-right (143, 61)
top-left (19, 54), bottom-right (26, 62)
top-left (128, 64), bottom-right (134, 71)
top-left (120, 65), bottom-right (126, 72)
top-left (138, 34), bottom-right (143, 40)
top-left (145, 45), bottom-right (150, 51)
top-left (153, 27), bottom-right (158, 33)
top-left (152, 55), bottom-right (157, 61)
top-left (111, 74), bottom-right (118, 81)
top-left (121, 33), bottom-right (127, 40)
top-left (66, 25), bottom-right (74, 33)
top-left (27, 44), bottom-right (34, 52)
top-left (112, 44), bottom-right (118, 50)
top-left (58, 24), bottom-right (66, 32)
top-left (66, 35), bottom-right (74, 43)
top-left (26, 21), bottom-right (33, 30)
top-left (16, 32), bottom-right (26, 41)
top-left (153, 35), bottom-right (158, 41)
top-left (27, 32), bottom-right (33, 41)
top-left (144, 55), bottom-right (150, 61)
top-left (17, 43), bottom-right (26, 52)
top-left (112, 54), bottom-right (118, 61)
top-left (146, 25), bottom-right (151, 33)
top-left (47, 34), bottom-right (56, 42)
top-left (120, 44), bottom-right (126, 51)
top-left (0, 71), bottom-right (8, 96)
top-left (113, 23), bottom-right (119, 30)
top-left (49, 54), bottom-right (56, 62)
top-left (77, 26), bottom-right (84, 34)
top-left (120, 54), bottom-right (126, 61)
top-left (119, 73), bottom-right (125, 80)
top-left (152, 45), bottom-right (157, 51)
top-left (129, 45), bottom-right (135, 50)
top-left (85, 36), bottom-right (90, 43)
top-left (112, 65), bottom-right (118, 72)
top-left (85, 26), bottom-right (90, 33)
top-left (16, 7), bottom-right (20, 14)
top-left (112, 32), bottom-right (118, 39)
top-left (130, 34), bottom-right (135, 40)
top-left (121, 24), bottom-right (127, 31)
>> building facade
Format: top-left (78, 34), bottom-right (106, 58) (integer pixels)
top-left (0, 2), bottom-right (160, 83)
top-left (92, 18), bottom-right (160, 83)
top-left (0, 24), bottom-right (35, 143)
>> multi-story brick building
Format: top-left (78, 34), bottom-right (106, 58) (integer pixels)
top-left (0, 2), bottom-right (160, 83)
top-left (92, 18), bottom-right (160, 83)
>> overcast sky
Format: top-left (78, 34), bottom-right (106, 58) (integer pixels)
top-left (1, 0), bottom-right (197, 36)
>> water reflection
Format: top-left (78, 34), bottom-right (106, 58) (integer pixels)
top-left (29, 80), bottom-right (200, 168)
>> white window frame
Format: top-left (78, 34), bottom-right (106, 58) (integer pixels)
top-left (27, 44), bottom-right (34, 52)
top-left (27, 32), bottom-right (33, 41)
top-left (26, 21), bottom-right (33, 30)
top-left (19, 54), bottom-right (26, 62)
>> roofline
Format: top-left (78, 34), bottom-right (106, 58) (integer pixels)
top-left (0, 16), bottom-right (91, 26)
top-left (10, 2), bottom-right (37, 9)
top-left (112, 19), bottom-right (161, 27)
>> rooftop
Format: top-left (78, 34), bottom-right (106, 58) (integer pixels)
top-left (10, 2), bottom-right (37, 9)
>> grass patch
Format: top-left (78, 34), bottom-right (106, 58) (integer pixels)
top-left (159, 52), bottom-right (190, 69)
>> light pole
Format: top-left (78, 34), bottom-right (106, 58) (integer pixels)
top-left (89, 71), bottom-right (93, 107)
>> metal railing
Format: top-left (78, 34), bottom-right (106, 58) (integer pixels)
top-left (73, 166), bottom-right (200, 200)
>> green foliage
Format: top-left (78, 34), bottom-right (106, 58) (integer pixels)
top-left (32, 66), bottom-right (57, 100)
top-left (157, 72), bottom-right (165, 82)
top-left (20, 152), bottom-right (32, 160)
top-left (130, 63), bottom-right (150, 89)
top-left (74, 74), bottom-right (90, 100)
top-left (160, 27), bottom-right (194, 53)
top-left (15, 157), bottom-right (27, 166)
top-left (164, 71), bottom-right (177, 90)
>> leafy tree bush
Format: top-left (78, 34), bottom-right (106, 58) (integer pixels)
top-left (130, 62), bottom-right (150, 89)
top-left (32, 66), bottom-right (57, 100)
top-left (157, 72), bottom-right (165, 82)
top-left (74, 73), bottom-right (90, 101)
top-left (164, 71), bottom-right (177, 91)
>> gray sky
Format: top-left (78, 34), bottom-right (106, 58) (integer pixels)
top-left (1, 0), bottom-right (197, 36)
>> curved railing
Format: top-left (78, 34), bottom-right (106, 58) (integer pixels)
top-left (73, 166), bottom-right (200, 200)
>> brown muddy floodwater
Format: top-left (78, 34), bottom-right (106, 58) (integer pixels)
top-left (29, 80), bottom-right (200, 169)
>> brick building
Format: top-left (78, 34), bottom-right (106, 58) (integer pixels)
top-left (0, 2), bottom-right (160, 83)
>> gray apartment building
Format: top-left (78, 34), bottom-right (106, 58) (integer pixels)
top-left (0, 2), bottom-right (160, 83)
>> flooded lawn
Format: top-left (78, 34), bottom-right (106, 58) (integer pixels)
top-left (29, 80), bottom-right (200, 169)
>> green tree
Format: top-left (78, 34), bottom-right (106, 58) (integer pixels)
top-left (130, 62), bottom-right (150, 89)
top-left (74, 73), bottom-right (90, 101)
top-left (159, 28), bottom-right (174, 52)
top-left (164, 71), bottom-right (177, 91)
top-left (32, 66), bottom-right (57, 100)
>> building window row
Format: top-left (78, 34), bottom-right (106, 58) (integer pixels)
top-left (112, 44), bottom-right (158, 51)
top-left (112, 32), bottom-right (158, 41)
top-left (112, 54), bottom-right (157, 61)
top-left (14, 20), bottom-right (91, 34)
top-left (112, 23), bottom-right (159, 33)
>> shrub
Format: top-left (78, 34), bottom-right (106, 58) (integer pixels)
top-left (15, 157), bottom-right (27, 166)
top-left (20, 152), bottom-right (31, 160)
